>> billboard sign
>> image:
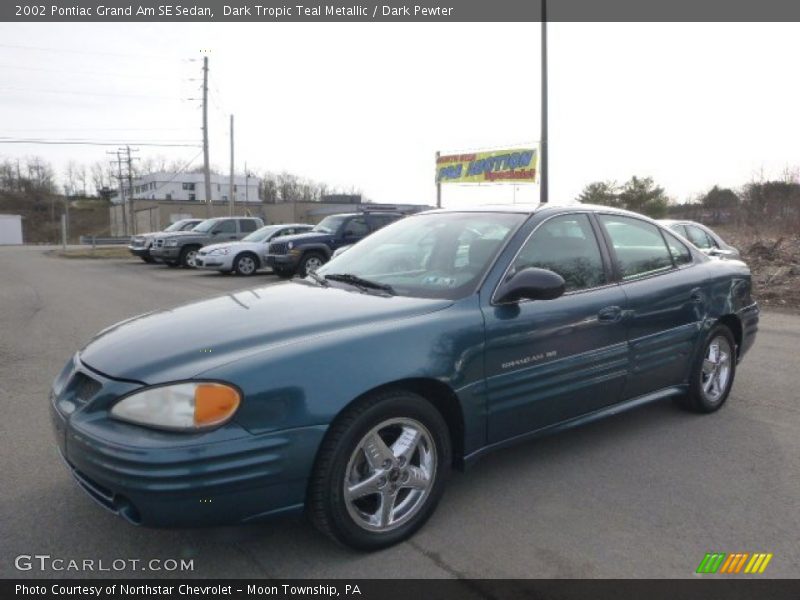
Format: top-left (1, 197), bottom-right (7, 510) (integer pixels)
top-left (436, 148), bottom-right (538, 184)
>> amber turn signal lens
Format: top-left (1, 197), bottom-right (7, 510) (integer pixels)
top-left (193, 383), bottom-right (240, 427)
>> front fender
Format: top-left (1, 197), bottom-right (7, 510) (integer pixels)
top-left (197, 296), bottom-right (487, 457)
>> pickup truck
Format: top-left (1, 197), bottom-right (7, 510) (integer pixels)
top-left (150, 216), bottom-right (264, 268)
top-left (128, 218), bottom-right (203, 263)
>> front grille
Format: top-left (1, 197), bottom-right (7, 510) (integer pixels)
top-left (153, 238), bottom-right (164, 248)
top-left (269, 241), bottom-right (289, 255)
top-left (69, 372), bottom-right (102, 404)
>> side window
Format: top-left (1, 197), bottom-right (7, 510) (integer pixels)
top-left (684, 225), bottom-right (715, 249)
top-left (513, 214), bottom-right (607, 292)
top-left (669, 224), bottom-right (689, 238)
top-left (599, 215), bottom-right (674, 280)
top-left (343, 217), bottom-right (369, 237)
top-left (215, 220), bottom-right (237, 234)
top-left (663, 231), bottom-right (693, 266)
top-left (238, 219), bottom-right (258, 233)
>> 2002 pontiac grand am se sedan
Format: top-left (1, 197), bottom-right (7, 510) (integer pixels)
top-left (50, 203), bottom-right (759, 550)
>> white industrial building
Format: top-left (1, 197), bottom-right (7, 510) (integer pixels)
top-left (111, 172), bottom-right (259, 204)
top-left (0, 214), bottom-right (23, 245)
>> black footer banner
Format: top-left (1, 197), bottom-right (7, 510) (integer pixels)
top-left (5, 579), bottom-right (800, 600)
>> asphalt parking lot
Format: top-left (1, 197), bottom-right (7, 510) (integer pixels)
top-left (1, 245), bottom-right (798, 579)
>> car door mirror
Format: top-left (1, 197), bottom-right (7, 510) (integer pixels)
top-left (706, 247), bottom-right (734, 258)
top-left (495, 267), bottom-right (566, 304)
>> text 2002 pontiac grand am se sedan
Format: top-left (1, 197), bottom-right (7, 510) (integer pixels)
top-left (50, 204), bottom-right (759, 550)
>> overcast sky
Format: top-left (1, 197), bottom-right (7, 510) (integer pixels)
top-left (0, 22), bottom-right (799, 207)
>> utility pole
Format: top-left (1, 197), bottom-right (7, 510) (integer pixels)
top-left (202, 55), bottom-right (212, 217)
top-left (435, 150), bottom-right (442, 208)
top-left (124, 146), bottom-right (138, 235)
top-left (539, 0), bottom-right (549, 204)
top-left (108, 150), bottom-right (127, 236)
top-left (229, 114), bottom-right (234, 217)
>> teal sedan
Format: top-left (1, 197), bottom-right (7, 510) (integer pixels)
top-left (50, 204), bottom-right (758, 550)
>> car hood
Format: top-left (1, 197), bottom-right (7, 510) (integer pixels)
top-left (200, 241), bottom-right (263, 253)
top-left (273, 231), bottom-right (331, 245)
top-left (156, 230), bottom-right (206, 240)
top-left (79, 282), bottom-right (452, 384)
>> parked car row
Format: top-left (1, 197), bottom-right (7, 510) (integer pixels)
top-left (128, 211), bottom-right (407, 277)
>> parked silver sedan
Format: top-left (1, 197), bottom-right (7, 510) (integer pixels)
top-left (196, 223), bottom-right (312, 275)
top-left (658, 219), bottom-right (740, 258)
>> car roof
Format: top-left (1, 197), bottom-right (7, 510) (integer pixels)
top-left (420, 202), bottom-right (661, 221)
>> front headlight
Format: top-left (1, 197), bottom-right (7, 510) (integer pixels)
top-left (209, 247), bottom-right (230, 255)
top-left (110, 382), bottom-right (241, 431)
top-left (287, 241), bottom-right (294, 250)
top-left (165, 239), bottom-right (179, 247)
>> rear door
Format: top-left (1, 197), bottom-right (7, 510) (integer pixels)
top-left (237, 219), bottom-right (258, 240)
top-left (597, 214), bottom-right (707, 399)
top-left (483, 212), bottom-right (629, 442)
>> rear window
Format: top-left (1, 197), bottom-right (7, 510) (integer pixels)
top-left (599, 215), bottom-right (674, 280)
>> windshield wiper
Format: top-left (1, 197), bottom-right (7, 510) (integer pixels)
top-left (324, 273), bottom-right (395, 295)
top-left (305, 269), bottom-right (329, 287)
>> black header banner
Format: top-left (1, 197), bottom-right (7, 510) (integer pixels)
top-left (5, 0), bottom-right (800, 22)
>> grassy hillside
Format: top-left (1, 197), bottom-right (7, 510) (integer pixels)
top-left (0, 194), bottom-right (111, 244)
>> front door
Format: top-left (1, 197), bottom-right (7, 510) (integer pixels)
top-left (483, 213), bottom-right (629, 443)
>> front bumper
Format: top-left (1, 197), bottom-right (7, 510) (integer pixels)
top-left (265, 254), bottom-right (298, 270)
top-left (150, 246), bottom-right (180, 261)
top-left (127, 245), bottom-right (150, 258)
top-left (195, 253), bottom-right (233, 271)
top-left (50, 358), bottom-right (326, 526)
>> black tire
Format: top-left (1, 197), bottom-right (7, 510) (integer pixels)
top-left (273, 267), bottom-right (294, 278)
top-left (677, 323), bottom-right (737, 413)
top-left (307, 390), bottom-right (451, 551)
top-left (299, 252), bottom-right (327, 278)
top-left (233, 252), bottom-right (259, 276)
top-left (179, 245), bottom-right (200, 269)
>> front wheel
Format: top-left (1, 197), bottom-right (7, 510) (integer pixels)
top-left (677, 323), bottom-right (737, 413)
top-left (307, 390), bottom-right (451, 551)
top-left (299, 252), bottom-right (326, 278)
top-left (179, 246), bottom-right (200, 269)
top-left (233, 252), bottom-right (259, 276)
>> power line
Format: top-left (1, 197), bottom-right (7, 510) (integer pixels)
top-left (0, 43), bottom-right (182, 60)
top-left (0, 63), bottom-right (180, 81)
top-left (0, 87), bottom-right (186, 100)
top-left (0, 138), bottom-right (201, 148)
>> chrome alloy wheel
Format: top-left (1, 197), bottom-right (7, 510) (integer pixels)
top-left (185, 249), bottom-right (198, 267)
top-left (237, 255), bottom-right (256, 275)
top-left (701, 335), bottom-right (732, 404)
top-left (305, 255), bottom-right (324, 272)
top-left (344, 418), bottom-right (436, 533)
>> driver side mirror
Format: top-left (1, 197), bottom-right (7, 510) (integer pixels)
top-left (495, 267), bottom-right (565, 304)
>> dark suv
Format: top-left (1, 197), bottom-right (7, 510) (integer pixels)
top-left (265, 212), bottom-right (404, 277)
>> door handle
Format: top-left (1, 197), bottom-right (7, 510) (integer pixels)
top-left (597, 306), bottom-right (622, 323)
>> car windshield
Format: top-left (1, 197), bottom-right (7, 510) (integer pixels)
top-left (242, 225), bottom-right (282, 243)
top-left (313, 215), bottom-right (346, 234)
top-left (191, 219), bottom-right (218, 233)
top-left (164, 220), bottom-right (190, 232)
top-left (315, 212), bottom-right (525, 300)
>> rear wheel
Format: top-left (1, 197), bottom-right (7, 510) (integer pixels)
top-left (299, 252), bottom-right (326, 278)
top-left (233, 252), bottom-right (259, 276)
top-left (677, 324), bottom-right (737, 413)
top-left (308, 390), bottom-right (451, 551)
